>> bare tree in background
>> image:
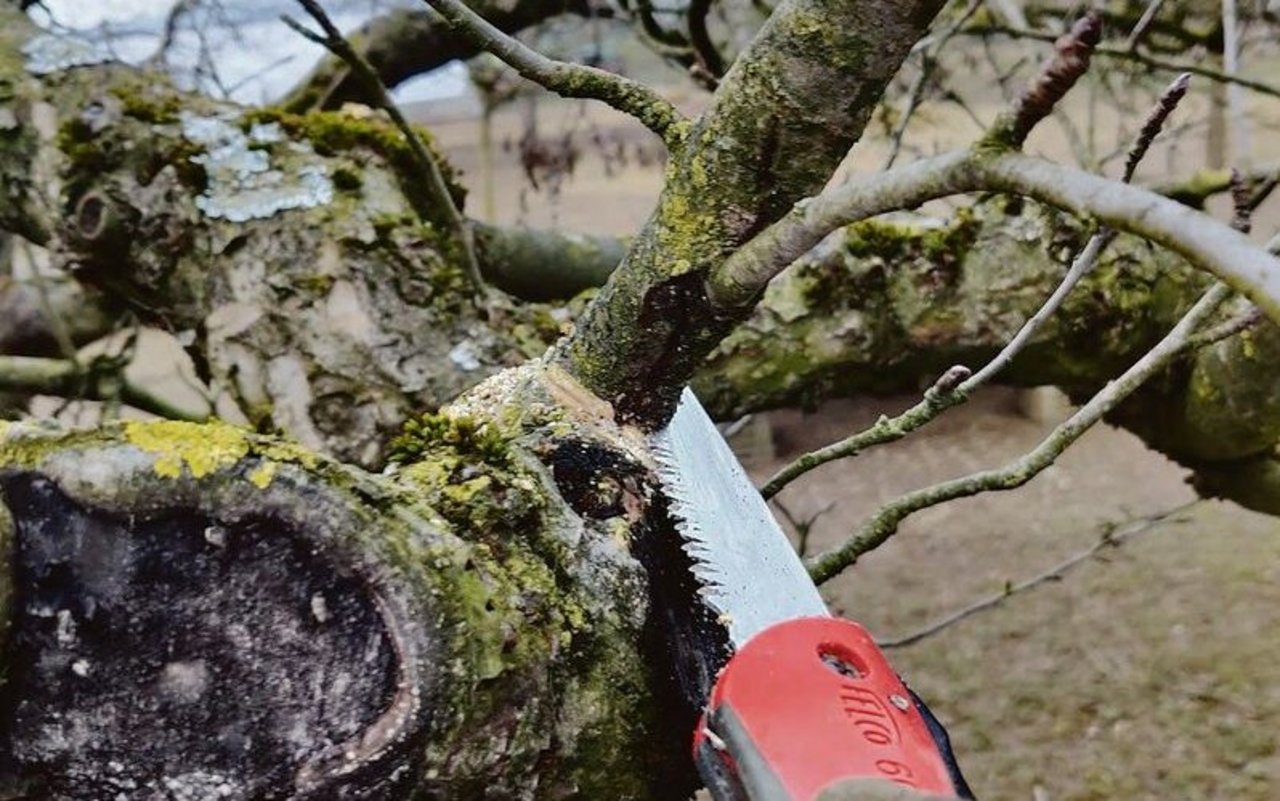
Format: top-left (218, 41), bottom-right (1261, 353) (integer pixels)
top-left (0, 0), bottom-right (1278, 798)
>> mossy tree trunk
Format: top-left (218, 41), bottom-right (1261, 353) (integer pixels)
top-left (0, 0), bottom-right (1279, 798)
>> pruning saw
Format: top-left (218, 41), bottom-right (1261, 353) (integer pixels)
top-left (651, 389), bottom-right (974, 801)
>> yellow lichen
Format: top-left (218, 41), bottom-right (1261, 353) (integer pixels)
top-left (260, 440), bottom-right (320, 470)
top-left (247, 460), bottom-right (278, 489)
top-left (124, 420), bottom-right (250, 479)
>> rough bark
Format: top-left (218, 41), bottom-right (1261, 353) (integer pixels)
top-left (554, 0), bottom-right (950, 427)
top-left (0, 372), bottom-right (687, 799)
top-left (0, 16), bottom-right (700, 800)
top-left (5, 27), bottom-right (1279, 507)
top-left (0, 19), bottom-right (558, 467)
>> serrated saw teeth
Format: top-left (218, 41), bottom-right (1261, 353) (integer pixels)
top-left (650, 388), bottom-right (828, 648)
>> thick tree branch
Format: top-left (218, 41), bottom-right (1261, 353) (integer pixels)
top-left (555, 0), bottom-right (949, 427)
top-left (282, 1), bottom-right (597, 112)
top-left (472, 221), bottom-right (625, 301)
top-left (418, 0), bottom-right (686, 146)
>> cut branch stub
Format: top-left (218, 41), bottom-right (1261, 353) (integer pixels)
top-left (0, 407), bottom-right (685, 799)
top-left (0, 423), bottom-right (444, 800)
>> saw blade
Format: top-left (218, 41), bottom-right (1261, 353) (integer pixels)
top-left (651, 388), bottom-right (828, 649)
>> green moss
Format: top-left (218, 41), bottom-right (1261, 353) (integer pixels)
top-left (841, 210), bottom-right (981, 265)
top-left (110, 84), bottom-right (182, 125)
top-left (55, 116), bottom-right (109, 176)
top-left (242, 107), bottom-right (465, 224)
top-left (55, 105), bottom-right (207, 195)
top-left (331, 163), bottom-right (363, 192)
top-left (392, 421), bottom-right (651, 795)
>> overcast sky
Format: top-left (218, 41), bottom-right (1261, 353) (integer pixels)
top-left (33, 0), bottom-right (469, 104)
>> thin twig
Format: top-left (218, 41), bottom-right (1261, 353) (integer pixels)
top-left (417, 0), bottom-right (686, 146)
top-left (808, 281), bottom-right (1235, 584)
top-left (284, 1), bottom-right (486, 293)
top-left (1123, 73), bottom-right (1191, 182)
top-left (984, 11), bottom-right (1103, 148)
top-left (884, 0), bottom-right (984, 170)
top-left (879, 500), bottom-right (1201, 648)
top-left (963, 23), bottom-right (1280, 101)
top-left (759, 233), bottom-right (1108, 500)
top-left (1124, 0), bottom-right (1168, 51)
top-left (771, 498), bottom-right (835, 559)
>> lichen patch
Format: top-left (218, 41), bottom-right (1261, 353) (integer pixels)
top-left (21, 33), bottom-right (112, 76)
top-left (123, 420), bottom-right (251, 479)
top-left (180, 111), bottom-right (333, 222)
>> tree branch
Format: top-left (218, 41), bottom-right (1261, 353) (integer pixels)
top-left (963, 22), bottom-right (1280, 100)
top-left (282, 1), bottom-right (597, 112)
top-left (0, 353), bottom-right (206, 420)
top-left (555, 0), bottom-right (949, 427)
top-left (472, 221), bottom-right (625, 301)
top-left (710, 150), bottom-right (1280, 322)
top-left (758, 229), bottom-right (1112, 499)
top-left (418, 0), bottom-right (686, 146)
top-left (878, 501), bottom-right (1201, 648)
top-left (808, 281), bottom-right (1235, 584)
top-left (686, 0), bottom-right (724, 78)
top-left (984, 11), bottom-right (1102, 148)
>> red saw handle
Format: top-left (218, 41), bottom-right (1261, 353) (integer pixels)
top-left (693, 617), bottom-right (970, 801)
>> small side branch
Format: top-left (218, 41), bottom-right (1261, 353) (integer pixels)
top-left (808, 281), bottom-right (1236, 584)
top-left (760, 75), bottom-right (1195, 498)
top-left (883, 0), bottom-right (984, 170)
top-left (0, 355), bottom-right (207, 422)
top-left (418, 0), bottom-right (687, 146)
top-left (760, 229), bottom-right (1112, 498)
top-left (963, 22), bottom-right (1280, 101)
top-left (878, 501), bottom-right (1201, 649)
top-left (985, 11), bottom-right (1103, 148)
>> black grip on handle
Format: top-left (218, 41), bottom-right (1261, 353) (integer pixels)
top-left (907, 687), bottom-right (975, 799)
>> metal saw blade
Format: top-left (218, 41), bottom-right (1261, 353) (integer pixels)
top-left (651, 388), bottom-right (828, 649)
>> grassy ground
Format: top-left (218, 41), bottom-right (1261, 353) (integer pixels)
top-left (760, 392), bottom-right (1280, 801)
top-left (415, 70), bottom-right (1280, 800)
